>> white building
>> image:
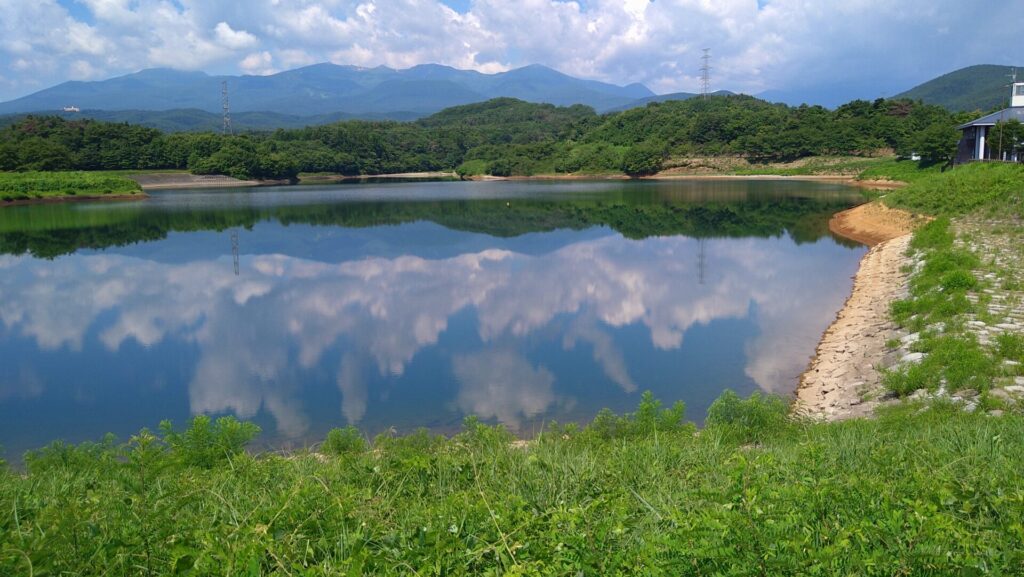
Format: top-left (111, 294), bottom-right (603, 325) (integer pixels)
top-left (955, 82), bottom-right (1024, 163)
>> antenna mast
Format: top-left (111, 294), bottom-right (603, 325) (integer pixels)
top-left (700, 49), bottom-right (712, 100)
top-left (221, 81), bottom-right (233, 136)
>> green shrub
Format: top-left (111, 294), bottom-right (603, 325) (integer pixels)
top-left (584, 391), bottom-right (689, 439)
top-left (883, 363), bottom-right (932, 397)
top-left (620, 142), bottom-right (666, 176)
top-left (705, 389), bottom-right (789, 443)
top-left (24, 433), bottom-right (119, 474)
top-left (322, 426), bottom-right (366, 455)
top-left (159, 415), bottom-right (260, 468)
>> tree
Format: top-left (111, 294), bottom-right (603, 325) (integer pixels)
top-left (988, 120), bottom-right (1024, 160)
top-left (911, 124), bottom-right (959, 166)
top-left (621, 142), bottom-right (665, 177)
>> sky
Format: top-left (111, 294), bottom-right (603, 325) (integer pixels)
top-left (0, 0), bottom-right (1022, 105)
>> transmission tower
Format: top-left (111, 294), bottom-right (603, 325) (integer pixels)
top-left (221, 81), bottom-right (233, 135)
top-left (697, 237), bottom-right (707, 285)
top-left (230, 230), bottom-right (239, 276)
top-left (699, 49), bottom-right (712, 100)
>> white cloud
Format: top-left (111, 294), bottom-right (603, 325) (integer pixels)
top-left (0, 231), bottom-right (860, 433)
top-left (215, 21), bottom-right (259, 50)
top-left (453, 349), bottom-right (557, 430)
top-left (240, 50), bottom-right (276, 75)
top-left (1, 0), bottom-right (1019, 103)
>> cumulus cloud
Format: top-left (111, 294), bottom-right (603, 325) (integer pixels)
top-left (453, 349), bottom-right (557, 430)
top-left (240, 51), bottom-right (276, 75)
top-left (0, 0), bottom-right (1021, 102)
top-left (215, 22), bottom-right (259, 50)
top-left (0, 232), bottom-right (860, 434)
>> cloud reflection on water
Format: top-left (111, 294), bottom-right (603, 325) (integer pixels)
top-left (0, 233), bottom-right (860, 436)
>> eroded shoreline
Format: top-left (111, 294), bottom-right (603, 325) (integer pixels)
top-left (796, 201), bottom-right (920, 420)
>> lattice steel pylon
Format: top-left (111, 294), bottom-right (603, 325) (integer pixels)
top-left (700, 49), bottom-right (712, 100)
top-left (697, 237), bottom-right (707, 285)
top-left (230, 230), bottom-right (239, 276)
top-left (222, 81), bottom-right (233, 136)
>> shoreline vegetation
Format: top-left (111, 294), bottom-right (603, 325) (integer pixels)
top-left (0, 171), bottom-right (145, 205)
top-left (0, 155), bottom-right (917, 205)
top-left (3, 393), bottom-right (1024, 574)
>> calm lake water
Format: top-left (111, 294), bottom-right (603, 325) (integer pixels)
top-left (0, 179), bottom-right (866, 456)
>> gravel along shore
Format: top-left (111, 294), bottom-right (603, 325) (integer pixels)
top-left (796, 202), bottom-right (922, 420)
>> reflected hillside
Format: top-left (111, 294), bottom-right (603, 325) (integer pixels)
top-left (0, 180), bottom-right (864, 258)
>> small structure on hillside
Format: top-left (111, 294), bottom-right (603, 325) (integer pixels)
top-left (955, 81), bottom-right (1024, 163)
top-left (62, 105), bottom-right (80, 113)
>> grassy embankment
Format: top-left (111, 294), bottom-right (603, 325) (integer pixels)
top-left (0, 171), bottom-right (143, 202)
top-left (2, 393), bottom-right (1024, 575)
top-left (876, 162), bottom-right (1024, 405)
top-left (2, 161), bottom-right (1023, 575)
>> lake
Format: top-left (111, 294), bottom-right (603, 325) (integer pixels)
top-left (0, 179), bottom-right (866, 456)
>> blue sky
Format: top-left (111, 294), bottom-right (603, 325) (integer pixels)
top-left (1, 0), bottom-right (1021, 106)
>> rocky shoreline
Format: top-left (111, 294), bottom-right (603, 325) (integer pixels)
top-left (796, 202), bottom-right (919, 420)
top-left (799, 202), bottom-right (1024, 420)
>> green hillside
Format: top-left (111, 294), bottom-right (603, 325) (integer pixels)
top-left (895, 64), bottom-right (1023, 112)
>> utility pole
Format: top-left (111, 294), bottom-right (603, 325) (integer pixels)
top-left (998, 69), bottom-right (1016, 160)
top-left (700, 49), bottom-right (712, 100)
top-left (222, 81), bottom-right (233, 136)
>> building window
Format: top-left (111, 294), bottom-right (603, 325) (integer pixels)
top-left (1017, 85), bottom-right (1024, 96)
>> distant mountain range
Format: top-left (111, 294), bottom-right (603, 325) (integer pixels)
top-left (1, 62), bottom-right (1017, 132)
top-left (0, 63), bottom-right (654, 119)
top-left (894, 64), bottom-right (1023, 112)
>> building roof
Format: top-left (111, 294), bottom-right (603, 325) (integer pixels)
top-left (958, 107), bottom-right (1024, 129)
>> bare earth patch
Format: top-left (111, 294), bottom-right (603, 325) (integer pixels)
top-left (129, 173), bottom-right (265, 190)
top-left (829, 202), bottom-right (928, 247)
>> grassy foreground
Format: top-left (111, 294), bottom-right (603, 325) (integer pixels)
top-left (2, 393), bottom-right (1024, 575)
top-left (0, 171), bottom-right (143, 202)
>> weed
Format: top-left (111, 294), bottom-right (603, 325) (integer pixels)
top-left (322, 426), bottom-right (367, 455)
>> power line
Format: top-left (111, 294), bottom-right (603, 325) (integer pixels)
top-left (699, 49), bottom-right (712, 100)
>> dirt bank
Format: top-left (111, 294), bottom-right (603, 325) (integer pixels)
top-left (829, 201), bottom-right (927, 247)
top-left (129, 173), bottom-right (271, 190)
top-left (796, 201), bottom-right (921, 420)
top-left (300, 172), bottom-right (458, 183)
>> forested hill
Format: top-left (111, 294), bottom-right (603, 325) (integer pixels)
top-left (0, 95), bottom-right (963, 180)
top-left (895, 64), bottom-right (1024, 112)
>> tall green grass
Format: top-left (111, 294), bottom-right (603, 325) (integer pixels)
top-left (0, 171), bottom-right (142, 201)
top-left (884, 162), bottom-right (1024, 217)
top-left (1, 393), bottom-right (1023, 575)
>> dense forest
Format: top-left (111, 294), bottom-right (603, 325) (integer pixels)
top-left (0, 95), bottom-right (981, 180)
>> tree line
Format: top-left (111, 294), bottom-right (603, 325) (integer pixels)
top-left (0, 95), bottom-right (983, 179)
